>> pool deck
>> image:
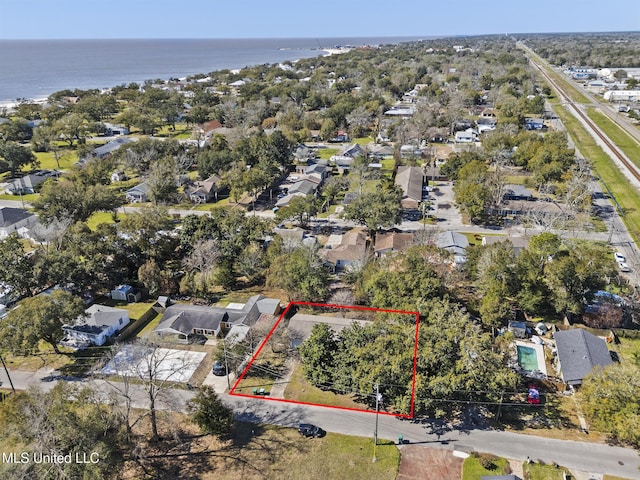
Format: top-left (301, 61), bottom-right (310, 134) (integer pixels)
top-left (514, 340), bottom-right (548, 376)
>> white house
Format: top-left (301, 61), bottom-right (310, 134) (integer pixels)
top-left (61, 304), bottom-right (130, 349)
top-left (455, 128), bottom-right (479, 143)
top-left (0, 207), bottom-right (37, 239)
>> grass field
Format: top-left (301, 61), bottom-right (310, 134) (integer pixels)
top-left (33, 150), bottom-right (76, 170)
top-left (587, 108), bottom-right (640, 169)
top-left (284, 363), bottom-right (369, 410)
top-left (86, 211), bottom-right (125, 230)
top-left (462, 454), bottom-right (510, 480)
top-left (0, 193), bottom-right (39, 202)
top-left (555, 104), bottom-right (640, 245)
top-left (318, 147), bottom-right (339, 160)
top-left (523, 461), bottom-right (572, 480)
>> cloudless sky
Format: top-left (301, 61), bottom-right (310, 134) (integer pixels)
top-left (0, 0), bottom-right (638, 39)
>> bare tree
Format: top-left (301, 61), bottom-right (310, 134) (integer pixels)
top-left (103, 341), bottom-right (202, 442)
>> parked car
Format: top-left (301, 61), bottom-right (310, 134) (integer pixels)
top-left (527, 384), bottom-right (540, 405)
top-left (614, 252), bottom-right (626, 263)
top-left (618, 262), bottom-right (631, 273)
top-left (212, 360), bottom-right (226, 376)
top-left (298, 423), bottom-right (325, 438)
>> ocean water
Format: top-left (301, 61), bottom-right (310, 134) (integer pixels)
top-left (0, 37), bottom-right (425, 104)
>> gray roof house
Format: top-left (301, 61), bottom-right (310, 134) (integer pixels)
top-left (555, 329), bottom-right (613, 386)
top-left (0, 207), bottom-right (37, 239)
top-left (288, 179), bottom-right (318, 196)
top-left (435, 231), bottom-right (469, 264)
top-left (5, 170), bottom-right (58, 194)
top-left (92, 137), bottom-right (135, 159)
top-left (185, 175), bottom-right (223, 203)
top-left (126, 182), bottom-right (151, 203)
top-left (503, 184), bottom-right (535, 201)
top-left (61, 304), bottom-right (130, 349)
top-left (154, 295), bottom-right (280, 343)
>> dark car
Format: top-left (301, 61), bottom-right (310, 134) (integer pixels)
top-left (212, 360), bottom-right (226, 376)
top-left (298, 423), bottom-right (325, 438)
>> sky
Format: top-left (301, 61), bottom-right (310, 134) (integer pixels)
top-left (0, 0), bottom-right (638, 40)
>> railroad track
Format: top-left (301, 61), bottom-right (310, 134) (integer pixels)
top-left (528, 55), bottom-right (640, 185)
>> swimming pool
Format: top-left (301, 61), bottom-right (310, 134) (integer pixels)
top-left (517, 345), bottom-right (540, 372)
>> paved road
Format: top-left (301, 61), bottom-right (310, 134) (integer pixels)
top-left (4, 367), bottom-right (639, 478)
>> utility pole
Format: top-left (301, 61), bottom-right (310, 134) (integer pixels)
top-left (222, 336), bottom-right (230, 391)
top-left (0, 354), bottom-right (16, 393)
top-left (373, 383), bottom-right (382, 463)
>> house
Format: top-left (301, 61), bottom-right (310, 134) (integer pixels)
top-left (288, 179), bottom-right (318, 196)
top-left (555, 329), bottom-right (613, 386)
top-left (304, 163), bottom-right (329, 181)
top-left (154, 295), bottom-right (280, 343)
top-left (524, 118), bottom-right (546, 131)
top-left (126, 182), bottom-right (151, 203)
top-left (61, 304), bottom-right (130, 349)
top-left (503, 184), bottom-right (535, 201)
top-left (288, 313), bottom-right (369, 348)
top-left (395, 166), bottom-right (423, 209)
top-left (374, 232), bottom-right (414, 257)
top-left (193, 119), bottom-right (223, 143)
top-left (368, 144), bottom-right (394, 158)
top-left (508, 321), bottom-right (528, 339)
top-left (185, 175), bottom-right (223, 203)
top-left (455, 128), bottom-right (479, 143)
top-left (275, 192), bottom-right (307, 208)
top-left (329, 131), bottom-right (350, 143)
top-left (110, 284), bottom-right (142, 303)
top-left (476, 116), bottom-right (497, 133)
top-left (5, 170), bottom-right (58, 195)
top-left (322, 229), bottom-right (369, 271)
top-left (331, 156), bottom-right (355, 173)
top-left (338, 144), bottom-right (365, 158)
top-left (434, 231), bottom-right (469, 264)
top-left (0, 207), bottom-right (37, 239)
top-left (384, 106), bottom-right (415, 117)
top-left (92, 137), bottom-right (135, 159)
top-left (103, 123), bottom-right (130, 136)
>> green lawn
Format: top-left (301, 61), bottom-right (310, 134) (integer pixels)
top-left (555, 104), bottom-right (640, 245)
top-left (86, 211), bottom-right (125, 230)
top-left (462, 454), bottom-right (511, 480)
top-left (610, 335), bottom-right (640, 365)
top-left (284, 363), bottom-right (368, 410)
top-left (587, 108), bottom-right (640, 170)
top-left (603, 475), bottom-right (635, 480)
top-left (352, 136), bottom-right (373, 145)
top-left (523, 461), bottom-right (572, 480)
top-left (318, 147), bottom-right (339, 160)
top-left (33, 150), bottom-right (76, 171)
top-left (0, 193), bottom-right (39, 203)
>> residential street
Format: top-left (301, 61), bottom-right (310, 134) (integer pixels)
top-left (4, 368), bottom-right (639, 478)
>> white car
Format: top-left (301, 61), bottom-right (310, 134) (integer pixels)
top-left (614, 252), bottom-right (626, 263)
top-left (618, 262), bottom-right (631, 272)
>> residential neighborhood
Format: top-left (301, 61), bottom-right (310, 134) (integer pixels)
top-left (0, 30), bottom-right (639, 480)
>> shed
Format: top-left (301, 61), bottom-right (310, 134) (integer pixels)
top-left (110, 285), bottom-right (141, 303)
top-left (508, 321), bottom-right (527, 339)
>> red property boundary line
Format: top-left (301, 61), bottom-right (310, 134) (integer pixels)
top-left (229, 301), bottom-right (420, 419)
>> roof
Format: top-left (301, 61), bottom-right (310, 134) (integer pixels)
top-left (64, 304), bottom-right (129, 335)
top-left (198, 119), bottom-right (223, 133)
top-left (0, 207), bottom-right (34, 228)
top-left (305, 164), bottom-right (328, 175)
top-left (395, 166), bottom-right (423, 203)
top-left (374, 232), bottom-right (414, 253)
top-left (127, 182), bottom-right (151, 195)
top-left (503, 184), bottom-right (534, 198)
top-left (323, 229), bottom-right (368, 264)
top-left (288, 180), bottom-right (317, 195)
top-left (435, 231), bottom-right (469, 250)
top-left (289, 313), bottom-right (369, 346)
top-left (155, 304), bottom-right (231, 336)
top-left (7, 170), bottom-right (57, 190)
top-left (187, 175), bottom-right (221, 196)
top-left (93, 137), bottom-right (134, 157)
top-left (555, 329), bottom-right (613, 385)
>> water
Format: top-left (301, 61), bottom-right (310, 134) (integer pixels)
top-left (0, 37), bottom-right (425, 104)
top-left (516, 345), bottom-right (539, 372)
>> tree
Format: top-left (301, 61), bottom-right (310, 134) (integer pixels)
top-left (33, 180), bottom-right (124, 224)
top-left (0, 233), bottom-right (36, 297)
top-left (453, 159), bottom-right (489, 222)
top-left (0, 290), bottom-right (85, 354)
top-left (0, 141), bottom-right (38, 176)
top-left (299, 324), bottom-right (338, 389)
top-left (613, 69), bottom-right (628, 81)
top-left (54, 113), bottom-right (90, 147)
top-left (147, 157), bottom-right (179, 204)
top-left (267, 244), bottom-right (329, 301)
top-left (0, 384), bottom-right (124, 479)
top-left (578, 363), bottom-right (640, 447)
top-left (275, 195), bottom-right (318, 227)
top-left (187, 386), bottom-right (234, 436)
top-left (342, 185), bottom-right (402, 239)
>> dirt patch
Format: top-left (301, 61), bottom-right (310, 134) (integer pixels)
top-left (397, 446), bottom-right (463, 480)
